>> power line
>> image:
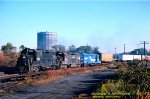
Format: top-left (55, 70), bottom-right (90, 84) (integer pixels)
top-left (136, 44), bottom-right (140, 49)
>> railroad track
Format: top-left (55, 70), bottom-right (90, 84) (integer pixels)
top-left (0, 71), bottom-right (49, 96)
top-left (0, 65), bottom-right (108, 96)
top-left (0, 71), bottom-right (48, 81)
top-left (0, 66), bottom-right (77, 85)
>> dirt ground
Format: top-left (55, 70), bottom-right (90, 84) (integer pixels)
top-left (1, 68), bottom-right (117, 99)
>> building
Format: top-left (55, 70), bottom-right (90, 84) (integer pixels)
top-left (37, 31), bottom-right (57, 50)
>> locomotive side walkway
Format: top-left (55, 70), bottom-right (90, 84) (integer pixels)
top-left (1, 69), bottom-right (117, 99)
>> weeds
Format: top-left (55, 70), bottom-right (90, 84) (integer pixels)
top-left (95, 61), bottom-right (150, 98)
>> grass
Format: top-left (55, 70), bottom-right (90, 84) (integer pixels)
top-left (93, 61), bottom-right (150, 99)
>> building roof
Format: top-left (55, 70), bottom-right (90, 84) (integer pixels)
top-left (38, 31), bottom-right (57, 35)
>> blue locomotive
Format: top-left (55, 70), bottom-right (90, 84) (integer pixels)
top-left (80, 53), bottom-right (101, 67)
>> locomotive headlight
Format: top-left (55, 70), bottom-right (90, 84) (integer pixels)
top-left (37, 58), bottom-right (40, 61)
top-left (23, 56), bottom-right (26, 58)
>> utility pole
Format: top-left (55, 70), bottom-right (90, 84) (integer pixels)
top-left (114, 48), bottom-right (117, 59)
top-left (140, 41), bottom-right (149, 55)
top-left (115, 48), bottom-right (116, 55)
top-left (123, 44), bottom-right (126, 54)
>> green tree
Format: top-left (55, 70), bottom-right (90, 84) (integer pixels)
top-left (130, 48), bottom-right (148, 55)
top-left (52, 45), bottom-right (66, 52)
top-left (19, 45), bottom-right (26, 51)
top-left (59, 45), bottom-right (66, 52)
top-left (1, 43), bottom-right (14, 55)
top-left (76, 45), bottom-right (93, 54)
top-left (52, 45), bottom-right (59, 51)
top-left (93, 47), bottom-right (100, 54)
top-left (68, 45), bottom-right (76, 53)
top-left (147, 50), bottom-right (150, 55)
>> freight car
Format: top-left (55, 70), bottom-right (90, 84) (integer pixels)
top-left (99, 53), bottom-right (113, 63)
top-left (116, 54), bottom-right (150, 61)
top-left (15, 48), bottom-right (65, 74)
top-left (80, 53), bottom-right (101, 67)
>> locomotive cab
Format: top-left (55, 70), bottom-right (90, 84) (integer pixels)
top-left (15, 48), bottom-right (36, 73)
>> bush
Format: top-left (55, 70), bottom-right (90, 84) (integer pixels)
top-left (100, 80), bottom-right (124, 93)
top-left (117, 62), bottom-right (150, 93)
top-left (0, 52), bottom-right (18, 67)
top-left (110, 62), bottom-right (128, 69)
top-left (127, 59), bottom-right (141, 66)
top-left (95, 62), bottom-right (150, 98)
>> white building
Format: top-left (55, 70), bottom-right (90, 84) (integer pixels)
top-left (37, 31), bottom-right (57, 50)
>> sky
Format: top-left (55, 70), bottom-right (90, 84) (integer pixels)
top-left (0, 0), bottom-right (150, 53)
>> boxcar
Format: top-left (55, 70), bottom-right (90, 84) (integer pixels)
top-left (117, 54), bottom-right (142, 61)
top-left (100, 53), bottom-right (113, 63)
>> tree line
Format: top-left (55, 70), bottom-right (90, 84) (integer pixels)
top-left (52, 45), bottom-right (100, 54)
top-left (1, 42), bottom-right (150, 56)
top-left (1, 42), bottom-right (150, 55)
top-left (0, 43), bottom-right (100, 66)
top-left (130, 48), bottom-right (150, 55)
top-left (1, 42), bottom-right (150, 67)
top-left (0, 43), bottom-right (100, 54)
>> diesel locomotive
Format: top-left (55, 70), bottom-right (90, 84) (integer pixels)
top-left (15, 48), bottom-right (65, 74)
top-left (15, 48), bottom-right (103, 74)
